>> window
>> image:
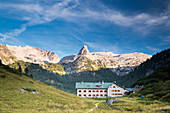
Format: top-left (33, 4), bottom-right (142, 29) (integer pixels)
top-left (104, 90), bottom-right (107, 92)
top-left (112, 90), bottom-right (115, 92)
top-left (118, 90), bottom-right (120, 92)
top-left (96, 94), bottom-right (99, 96)
top-left (93, 90), bottom-right (95, 92)
top-left (79, 94), bottom-right (81, 96)
top-left (104, 94), bottom-right (107, 96)
top-left (79, 90), bottom-right (81, 92)
top-left (96, 85), bottom-right (102, 87)
top-left (115, 90), bottom-right (117, 92)
top-left (88, 94), bottom-right (91, 96)
top-left (113, 86), bottom-right (116, 88)
top-left (100, 94), bottom-right (103, 96)
top-left (118, 93), bottom-right (122, 95)
top-left (84, 90), bottom-right (86, 92)
top-left (100, 90), bottom-right (103, 92)
top-left (93, 94), bottom-right (95, 96)
top-left (115, 94), bottom-right (117, 95)
top-left (89, 90), bottom-right (91, 92)
top-left (96, 90), bottom-right (99, 92)
top-left (84, 94), bottom-right (86, 96)
top-left (112, 94), bottom-right (115, 95)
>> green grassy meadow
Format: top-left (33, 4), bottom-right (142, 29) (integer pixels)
top-left (92, 97), bottom-right (170, 113)
top-left (0, 66), bottom-right (169, 113)
top-left (0, 67), bottom-right (96, 113)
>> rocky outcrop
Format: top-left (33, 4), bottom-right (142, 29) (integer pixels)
top-left (0, 44), bottom-right (60, 65)
top-left (78, 45), bottom-right (89, 55)
top-left (59, 45), bottom-right (152, 75)
top-left (0, 44), bottom-right (17, 64)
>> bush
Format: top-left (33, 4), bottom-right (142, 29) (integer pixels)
top-left (161, 93), bottom-right (170, 102)
top-left (23, 88), bottom-right (36, 92)
top-left (145, 94), bottom-right (154, 98)
top-left (129, 93), bottom-right (141, 97)
top-left (0, 75), bottom-right (6, 78)
top-left (154, 91), bottom-right (167, 98)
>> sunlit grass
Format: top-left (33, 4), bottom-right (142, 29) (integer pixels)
top-left (92, 97), bottom-right (170, 113)
top-left (0, 67), bottom-right (169, 113)
top-left (0, 68), bottom-right (96, 113)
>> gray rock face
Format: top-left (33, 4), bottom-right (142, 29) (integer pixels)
top-left (0, 44), bottom-right (60, 65)
top-left (59, 45), bottom-right (152, 75)
top-left (78, 45), bottom-right (89, 55)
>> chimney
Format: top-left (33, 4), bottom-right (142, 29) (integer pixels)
top-left (102, 81), bottom-right (104, 84)
top-left (81, 81), bottom-right (84, 84)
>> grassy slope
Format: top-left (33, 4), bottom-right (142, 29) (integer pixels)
top-left (0, 67), bottom-right (96, 113)
top-left (132, 66), bottom-right (170, 101)
top-left (121, 49), bottom-right (170, 87)
top-left (93, 97), bottom-right (170, 113)
top-left (0, 66), bottom-right (169, 113)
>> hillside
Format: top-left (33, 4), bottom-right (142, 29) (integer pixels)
top-left (8, 49), bottom-right (170, 94)
top-left (0, 60), bottom-right (170, 113)
top-left (132, 66), bottom-right (170, 102)
top-left (8, 60), bottom-right (124, 94)
top-left (0, 61), bottom-right (96, 113)
top-left (60, 45), bottom-right (151, 75)
top-left (120, 49), bottom-right (170, 87)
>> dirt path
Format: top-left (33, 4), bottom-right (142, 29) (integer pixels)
top-left (86, 103), bottom-right (99, 113)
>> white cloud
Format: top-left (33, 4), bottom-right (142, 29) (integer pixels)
top-left (74, 35), bottom-right (120, 53)
top-left (0, 0), bottom-right (170, 44)
top-left (0, 33), bottom-right (24, 45)
top-left (85, 41), bottom-right (119, 53)
top-left (159, 36), bottom-right (170, 45)
top-left (146, 46), bottom-right (160, 51)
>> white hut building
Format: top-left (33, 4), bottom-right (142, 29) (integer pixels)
top-left (76, 81), bottom-right (129, 98)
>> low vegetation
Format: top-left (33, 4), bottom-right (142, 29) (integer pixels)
top-left (40, 63), bottom-right (66, 75)
top-left (0, 60), bottom-right (169, 112)
top-left (132, 66), bottom-right (170, 102)
top-left (121, 49), bottom-right (170, 87)
top-left (0, 62), bottom-right (97, 113)
top-left (93, 97), bottom-right (170, 113)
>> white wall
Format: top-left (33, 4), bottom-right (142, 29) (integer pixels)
top-left (107, 84), bottom-right (128, 97)
top-left (77, 83), bottom-right (129, 98)
top-left (77, 89), bottom-right (107, 98)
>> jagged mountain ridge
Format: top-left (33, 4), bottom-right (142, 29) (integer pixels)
top-left (0, 44), bottom-right (60, 65)
top-left (0, 43), bottom-right (152, 75)
top-left (59, 45), bottom-right (152, 75)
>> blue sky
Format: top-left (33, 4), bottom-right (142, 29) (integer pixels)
top-left (0, 0), bottom-right (170, 58)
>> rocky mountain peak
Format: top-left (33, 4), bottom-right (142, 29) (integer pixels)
top-left (78, 45), bottom-right (89, 55)
top-left (0, 44), bottom-right (60, 65)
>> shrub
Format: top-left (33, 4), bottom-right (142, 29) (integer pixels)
top-left (23, 88), bottom-right (36, 92)
top-left (161, 93), bottom-right (170, 102)
top-left (0, 75), bottom-right (6, 78)
top-left (129, 93), bottom-right (141, 97)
